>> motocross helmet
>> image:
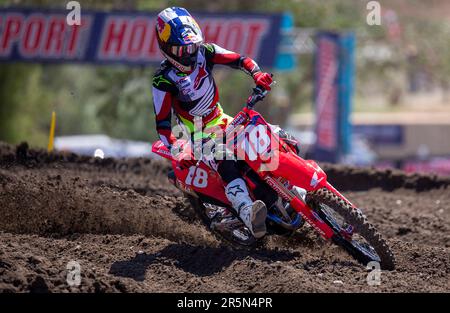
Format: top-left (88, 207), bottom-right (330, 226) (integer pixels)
top-left (155, 7), bottom-right (203, 73)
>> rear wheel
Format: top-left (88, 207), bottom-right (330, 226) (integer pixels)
top-left (306, 188), bottom-right (395, 270)
top-left (187, 195), bottom-right (262, 250)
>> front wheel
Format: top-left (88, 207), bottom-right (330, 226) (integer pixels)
top-left (306, 188), bottom-right (395, 270)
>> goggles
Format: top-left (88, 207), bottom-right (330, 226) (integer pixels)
top-left (170, 42), bottom-right (201, 57)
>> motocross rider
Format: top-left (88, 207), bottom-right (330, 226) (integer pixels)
top-left (152, 7), bottom-right (274, 238)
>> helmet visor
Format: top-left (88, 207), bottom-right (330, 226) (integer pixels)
top-left (170, 42), bottom-right (201, 58)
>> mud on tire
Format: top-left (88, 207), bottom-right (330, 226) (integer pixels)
top-left (307, 188), bottom-right (396, 270)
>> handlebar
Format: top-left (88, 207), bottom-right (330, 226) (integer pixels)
top-left (246, 86), bottom-right (268, 109)
top-left (246, 74), bottom-right (275, 109)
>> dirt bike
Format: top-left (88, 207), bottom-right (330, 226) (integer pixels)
top-left (152, 86), bottom-right (395, 270)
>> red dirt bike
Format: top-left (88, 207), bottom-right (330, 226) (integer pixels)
top-left (152, 86), bottom-right (395, 270)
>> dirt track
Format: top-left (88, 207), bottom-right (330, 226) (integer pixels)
top-left (0, 142), bottom-right (449, 292)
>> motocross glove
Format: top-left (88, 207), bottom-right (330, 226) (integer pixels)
top-left (253, 72), bottom-right (273, 91)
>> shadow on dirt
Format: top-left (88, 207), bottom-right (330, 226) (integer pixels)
top-left (109, 243), bottom-right (299, 280)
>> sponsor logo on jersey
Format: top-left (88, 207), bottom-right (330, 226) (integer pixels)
top-left (194, 62), bottom-right (208, 90)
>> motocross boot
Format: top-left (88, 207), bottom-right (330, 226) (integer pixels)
top-left (225, 178), bottom-right (267, 238)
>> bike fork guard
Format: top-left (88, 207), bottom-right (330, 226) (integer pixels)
top-left (264, 176), bottom-right (335, 239)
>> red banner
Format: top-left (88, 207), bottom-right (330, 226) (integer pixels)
top-left (0, 8), bottom-right (282, 67)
